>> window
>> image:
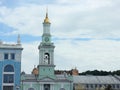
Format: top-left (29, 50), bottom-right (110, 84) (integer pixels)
top-left (90, 85), bottom-right (93, 88)
top-left (112, 84), bottom-right (115, 88)
top-left (4, 65), bottom-right (14, 72)
top-left (104, 84), bottom-right (106, 87)
top-left (44, 53), bottom-right (50, 64)
top-left (99, 84), bottom-right (102, 87)
top-left (11, 53), bottom-right (15, 60)
top-left (86, 84), bottom-right (89, 88)
top-left (3, 74), bottom-right (14, 83)
top-left (44, 84), bottom-right (50, 90)
top-left (117, 85), bottom-right (119, 88)
top-left (3, 65), bottom-right (14, 83)
top-left (4, 53), bottom-right (8, 59)
top-left (3, 86), bottom-right (13, 90)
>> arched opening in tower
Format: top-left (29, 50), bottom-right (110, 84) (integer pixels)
top-left (44, 53), bottom-right (50, 64)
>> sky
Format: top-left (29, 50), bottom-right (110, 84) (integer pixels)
top-left (0, 0), bottom-right (120, 74)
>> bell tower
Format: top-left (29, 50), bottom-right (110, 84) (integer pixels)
top-left (38, 11), bottom-right (55, 79)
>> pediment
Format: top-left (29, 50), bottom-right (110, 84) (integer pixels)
top-left (39, 76), bottom-right (56, 81)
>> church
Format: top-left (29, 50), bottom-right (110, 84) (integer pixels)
top-left (20, 12), bottom-right (73, 90)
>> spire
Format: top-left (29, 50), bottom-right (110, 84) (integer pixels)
top-left (46, 7), bottom-right (48, 18)
top-left (44, 8), bottom-right (50, 23)
top-left (17, 34), bottom-right (21, 45)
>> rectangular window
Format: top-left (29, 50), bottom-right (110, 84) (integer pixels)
top-left (112, 84), bottom-right (115, 88)
top-left (10, 53), bottom-right (15, 60)
top-left (4, 53), bottom-right (8, 59)
top-left (117, 84), bottom-right (119, 88)
top-left (3, 74), bottom-right (14, 83)
top-left (86, 84), bottom-right (89, 88)
top-left (90, 84), bottom-right (93, 88)
top-left (99, 84), bottom-right (102, 88)
top-left (3, 86), bottom-right (13, 90)
top-left (95, 84), bottom-right (97, 88)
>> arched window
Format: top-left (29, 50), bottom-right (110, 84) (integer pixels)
top-left (44, 53), bottom-right (50, 64)
top-left (3, 65), bottom-right (14, 83)
top-left (28, 88), bottom-right (34, 90)
top-left (4, 65), bottom-right (14, 72)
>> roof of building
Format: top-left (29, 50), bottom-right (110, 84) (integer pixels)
top-left (73, 75), bottom-right (120, 84)
top-left (22, 74), bottom-right (36, 80)
top-left (0, 43), bottom-right (22, 49)
top-left (0, 35), bottom-right (22, 49)
top-left (21, 72), bottom-right (72, 82)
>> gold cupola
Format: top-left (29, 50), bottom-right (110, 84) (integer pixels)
top-left (44, 9), bottom-right (50, 24)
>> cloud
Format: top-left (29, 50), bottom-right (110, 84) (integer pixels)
top-left (0, 5), bottom-right (43, 35)
top-left (56, 0), bottom-right (113, 7)
top-left (0, 0), bottom-right (119, 39)
top-left (21, 41), bottom-right (39, 73)
top-left (21, 39), bottom-right (120, 73)
top-left (0, 0), bottom-right (120, 73)
top-left (55, 39), bottom-right (120, 72)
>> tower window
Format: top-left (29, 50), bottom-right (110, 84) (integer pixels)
top-left (11, 53), bottom-right (15, 60)
top-left (44, 53), bottom-right (50, 64)
top-left (4, 53), bottom-right (8, 59)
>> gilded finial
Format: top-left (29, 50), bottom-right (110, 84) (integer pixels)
top-left (44, 8), bottom-right (50, 23)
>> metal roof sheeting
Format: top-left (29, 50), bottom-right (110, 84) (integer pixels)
top-left (73, 75), bottom-right (120, 84)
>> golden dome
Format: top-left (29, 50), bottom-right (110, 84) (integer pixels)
top-left (44, 17), bottom-right (50, 23)
top-left (44, 11), bottom-right (50, 24)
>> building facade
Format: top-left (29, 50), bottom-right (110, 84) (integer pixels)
top-left (21, 12), bottom-right (73, 90)
top-left (0, 36), bottom-right (23, 90)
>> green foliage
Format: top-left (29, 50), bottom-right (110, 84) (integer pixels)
top-left (80, 70), bottom-right (120, 76)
